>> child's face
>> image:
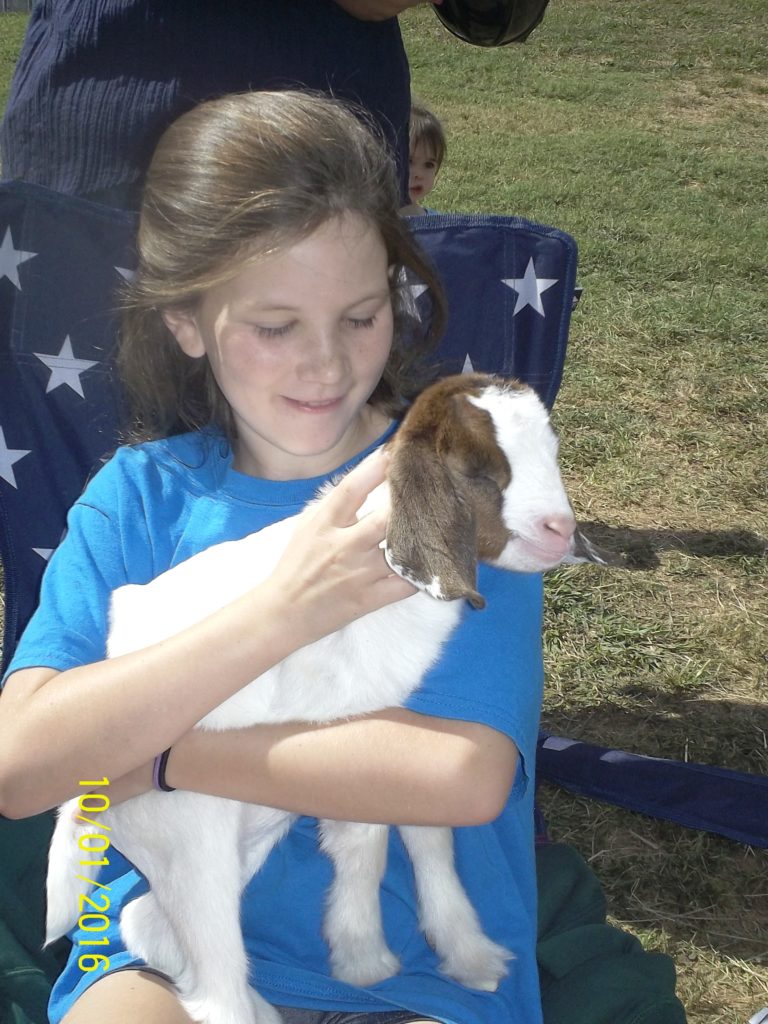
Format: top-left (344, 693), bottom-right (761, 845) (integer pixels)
top-left (164, 214), bottom-right (394, 480)
top-left (408, 142), bottom-right (439, 205)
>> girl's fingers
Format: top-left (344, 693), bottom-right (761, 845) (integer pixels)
top-left (349, 502), bottom-right (390, 547)
top-left (377, 571), bottom-right (418, 602)
top-left (316, 450), bottom-right (389, 525)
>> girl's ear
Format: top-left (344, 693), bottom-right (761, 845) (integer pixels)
top-left (161, 309), bottom-right (206, 358)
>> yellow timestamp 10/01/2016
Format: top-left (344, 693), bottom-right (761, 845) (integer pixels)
top-left (74, 778), bottom-right (112, 974)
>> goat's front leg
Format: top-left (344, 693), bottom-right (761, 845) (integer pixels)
top-left (319, 820), bottom-right (400, 986)
top-left (398, 825), bottom-right (512, 992)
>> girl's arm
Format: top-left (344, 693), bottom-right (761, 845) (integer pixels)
top-left (0, 453), bottom-right (415, 819)
top-left (65, 710), bottom-right (518, 829)
top-left (166, 710), bottom-right (519, 827)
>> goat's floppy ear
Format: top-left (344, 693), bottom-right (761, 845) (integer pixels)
top-left (384, 439), bottom-right (485, 609)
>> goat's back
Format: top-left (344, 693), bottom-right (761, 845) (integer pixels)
top-left (107, 511), bottom-right (461, 731)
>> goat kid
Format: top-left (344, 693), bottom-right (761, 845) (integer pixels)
top-left (46, 374), bottom-right (613, 1024)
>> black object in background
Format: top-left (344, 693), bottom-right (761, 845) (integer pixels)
top-left (434, 0), bottom-right (551, 47)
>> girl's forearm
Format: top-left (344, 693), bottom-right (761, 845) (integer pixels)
top-left (166, 710), bottom-right (518, 827)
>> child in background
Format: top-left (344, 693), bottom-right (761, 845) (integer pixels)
top-left (0, 90), bottom-right (546, 1024)
top-left (401, 100), bottom-right (447, 216)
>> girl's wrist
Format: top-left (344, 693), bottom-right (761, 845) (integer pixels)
top-left (152, 748), bottom-right (175, 791)
top-left (163, 727), bottom-right (209, 794)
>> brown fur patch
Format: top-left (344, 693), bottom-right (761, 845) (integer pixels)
top-left (389, 374), bottom-right (519, 561)
top-left (384, 374), bottom-right (527, 604)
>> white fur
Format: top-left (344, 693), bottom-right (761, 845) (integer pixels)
top-left (469, 386), bottom-right (576, 572)
top-left (46, 379), bottom-right (584, 1024)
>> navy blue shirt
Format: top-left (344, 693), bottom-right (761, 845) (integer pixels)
top-left (1, 0), bottom-right (411, 204)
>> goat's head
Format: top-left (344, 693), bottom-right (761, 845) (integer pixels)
top-left (383, 373), bottom-right (616, 609)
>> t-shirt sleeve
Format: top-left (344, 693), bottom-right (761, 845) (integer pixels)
top-left (2, 451), bottom-right (155, 681)
top-left (404, 564), bottom-right (544, 795)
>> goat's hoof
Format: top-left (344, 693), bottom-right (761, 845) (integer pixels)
top-left (439, 936), bottom-right (513, 992)
top-left (331, 946), bottom-right (401, 987)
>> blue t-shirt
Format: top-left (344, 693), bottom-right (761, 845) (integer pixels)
top-left (7, 428), bottom-right (545, 1024)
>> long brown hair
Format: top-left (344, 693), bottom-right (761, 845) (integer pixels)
top-left (119, 90), bottom-right (446, 442)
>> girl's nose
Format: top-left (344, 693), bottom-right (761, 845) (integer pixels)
top-left (298, 331), bottom-right (348, 382)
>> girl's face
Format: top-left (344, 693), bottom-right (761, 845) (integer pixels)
top-left (164, 214), bottom-right (394, 480)
top-left (408, 142), bottom-right (439, 205)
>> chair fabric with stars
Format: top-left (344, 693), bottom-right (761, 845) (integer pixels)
top-left (0, 182), bottom-right (135, 670)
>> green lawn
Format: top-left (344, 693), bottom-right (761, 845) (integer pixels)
top-left (0, 13), bottom-right (25, 113)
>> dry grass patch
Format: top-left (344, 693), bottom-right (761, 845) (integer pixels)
top-left (656, 75), bottom-right (768, 131)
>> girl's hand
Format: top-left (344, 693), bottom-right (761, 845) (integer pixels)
top-left (268, 450), bottom-right (416, 646)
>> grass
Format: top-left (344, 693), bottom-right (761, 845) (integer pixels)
top-left (1, 4), bottom-right (767, 1021)
top-left (402, 2), bottom-right (767, 1020)
top-left (0, 13), bottom-right (25, 113)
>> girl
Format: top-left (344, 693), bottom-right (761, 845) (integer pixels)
top-left (0, 91), bottom-right (545, 1024)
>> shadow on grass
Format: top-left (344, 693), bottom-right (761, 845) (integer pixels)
top-left (542, 690), bottom-right (768, 775)
top-left (578, 522), bottom-right (768, 569)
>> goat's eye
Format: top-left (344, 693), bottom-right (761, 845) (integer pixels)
top-left (471, 473), bottom-right (502, 493)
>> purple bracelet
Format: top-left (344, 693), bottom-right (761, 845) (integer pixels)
top-left (152, 748), bottom-right (175, 792)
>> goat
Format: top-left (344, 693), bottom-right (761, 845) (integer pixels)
top-left (45, 373), bottom-right (613, 1024)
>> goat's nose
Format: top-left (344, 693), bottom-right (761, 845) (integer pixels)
top-left (542, 513), bottom-right (576, 541)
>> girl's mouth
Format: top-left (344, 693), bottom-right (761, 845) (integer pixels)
top-left (284, 397), bottom-right (343, 414)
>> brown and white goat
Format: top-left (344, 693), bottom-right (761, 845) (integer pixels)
top-left (46, 373), bottom-right (610, 1024)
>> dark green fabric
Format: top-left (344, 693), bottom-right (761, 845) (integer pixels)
top-left (0, 814), bottom-right (70, 1024)
top-left (536, 843), bottom-right (687, 1024)
top-left (0, 820), bottom-right (685, 1024)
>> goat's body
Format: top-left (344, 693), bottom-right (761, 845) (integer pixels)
top-left (46, 499), bottom-right (507, 1024)
top-left (106, 510), bottom-right (461, 729)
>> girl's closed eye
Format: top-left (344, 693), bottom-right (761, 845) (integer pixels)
top-left (251, 317), bottom-right (376, 337)
top-left (346, 315), bottom-right (376, 330)
top-left (252, 322), bottom-right (294, 339)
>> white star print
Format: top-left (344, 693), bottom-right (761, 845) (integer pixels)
top-left (394, 266), bottom-right (429, 320)
top-left (34, 337), bottom-right (99, 398)
top-left (0, 425), bottom-right (31, 489)
top-left (33, 548), bottom-right (55, 562)
top-left (462, 354), bottom-right (475, 374)
top-left (503, 258), bottom-right (558, 316)
top-left (115, 266), bottom-right (135, 282)
top-left (0, 226), bottom-right (37, 290)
